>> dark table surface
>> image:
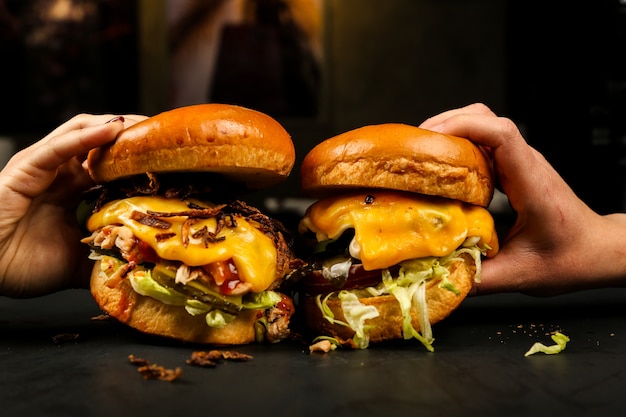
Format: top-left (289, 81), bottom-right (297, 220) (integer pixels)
top-left (2, 287), bottom-right (625, 417)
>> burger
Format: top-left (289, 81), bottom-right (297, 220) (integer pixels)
top-left (81, 103), bottom-right (300, 345)
top-left (296, 123), bottom-right (499, 351)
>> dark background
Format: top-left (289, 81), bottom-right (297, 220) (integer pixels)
top-left (1, 4), bottom-right (626, 414)
top-left (506, 1), bottom-right (626, 215)
top-left (0, 0), bottom-right (625, 214)
top-left (0, 0), bottom-right (139, 134)
top-left (2, 287), bottom-right (626, 417)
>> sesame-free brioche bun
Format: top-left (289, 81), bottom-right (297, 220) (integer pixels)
top-left (300, 123), bottom-right (494, 207)
top-left (90, 260), bottom-right (290, 345)
top-left (88, 103), bottom-right (295, 189)
top-left (83, 104), bottom-right (298, 346)
top-left (297, 123), bottom-right (499, 350)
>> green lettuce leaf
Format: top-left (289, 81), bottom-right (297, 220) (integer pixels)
top-left (524, 331), bottom-right (570, 356)
top-left (312, 244), bottom-right (485, 351)
top-left (123, 262), bottom-right (276, 330)
top-left (128, 268), bottom-right (188, 306)
top-left (338, 291), bottom-right (380, 349)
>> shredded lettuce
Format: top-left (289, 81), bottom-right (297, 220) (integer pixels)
top-left (128, 268), bottom-right (188, 306)
top-left (381, 266), bottom-right (435, 351)
top-left (338, 291), bottom-right (379, 349)
top-left (524, 331), bottom-right (570, 356)
top-left (119, 260), bottom-right (278, 329)
top-left (205, 309), bottom-right (236, 328)
top-left (317, 293), bottom-right (349, 327)
top-left (242, 291), bottom-right (283, 310)
top-left (317, 292), bottom-right (379, 349)
top-left (313, 244), bottom-right (485, 351)
top-left (438, 279), bottom-right (461, 296)
top-left (184, 299), bottom-right (211, 315)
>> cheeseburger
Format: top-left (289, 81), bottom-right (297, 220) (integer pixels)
top-left (81, 103), bottom-right (299, 345)
top-left (296, 123), bottom-right (499, 351)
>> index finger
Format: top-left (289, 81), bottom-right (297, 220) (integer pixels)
top-left (420, 103), bottom-right (497, 131)
top-left (43, 113), bottom-right (147, 140)
top-left (427, 112), bottom-right (526, 151)
top-left (7, 119), bottom-right (124, 175)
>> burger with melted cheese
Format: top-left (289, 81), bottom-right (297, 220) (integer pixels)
top-left (297, 123), bottom-right (499, 351)
top-left (81, 103), bottom-right (299, 345)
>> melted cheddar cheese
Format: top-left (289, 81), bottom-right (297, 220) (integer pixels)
top-left (87, 196), bottom-right (277, 293)
top-left (299, 191), bottom-right (498, 270)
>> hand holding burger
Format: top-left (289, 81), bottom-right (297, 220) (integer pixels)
top-left (420, 102), bottom-right (626, 296)
top-left (296, 123), bottom-right (499, 350)
top-left (0, 113), bottom-right (146, 298)
top-left (81, 104), bottom-right (300, 345)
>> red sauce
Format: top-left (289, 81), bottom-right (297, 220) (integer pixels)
top-left (135, 241), bottom-right (159, 264)
top-left (277, 293), bottom-right (294, 314)
top-left (204, 260), bottom-right (242, 295)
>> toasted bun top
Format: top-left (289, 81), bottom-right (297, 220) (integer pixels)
top-left (300, 123), bottom-right (494, 207)
top-left (88, 104), bottom-right (295, 189)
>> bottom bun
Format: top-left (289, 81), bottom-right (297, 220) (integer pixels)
top-left (91, 260), bottom-right (274, 345)
top-left (301, 255), bottom-right (475, 345)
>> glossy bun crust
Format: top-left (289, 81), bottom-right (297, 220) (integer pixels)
top-left (301, 254), bottom-right (475, 346)
top-left (88, 103), bottom-right (295, 189)
top-left (90, 260), bottom-right (265, 345)
top-left (300, 124), bottom-right (494, 207)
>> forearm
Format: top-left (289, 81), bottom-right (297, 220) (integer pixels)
top-left (581, 213), bottom-right (626, 288)
top-left (541, 212), bottom-right (626, 294)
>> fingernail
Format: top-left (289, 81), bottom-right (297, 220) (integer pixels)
top-left (105, 116), bottom-right (125, 124)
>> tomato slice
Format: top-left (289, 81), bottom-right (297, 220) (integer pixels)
top-left (203, 260), bottom-right (242, 295)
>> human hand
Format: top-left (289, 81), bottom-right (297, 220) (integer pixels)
top-left (0, 113), bottom-right (147, 298)
top-left (420, 103), bottom-right (626, 296)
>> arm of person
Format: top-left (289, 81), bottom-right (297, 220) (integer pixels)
top-left (0, 113), bottom-right (146, 298)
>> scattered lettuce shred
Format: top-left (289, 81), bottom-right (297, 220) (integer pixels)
top-left (524, 331), bottom-right (570, 356)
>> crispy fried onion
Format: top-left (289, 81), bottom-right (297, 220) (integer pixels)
top-left (129, 354), bottom-right (182, 382)
top-left (130, 210), bottom-right (172, 229)
top-left (84, 172), bottom-right (228, 213)
top-left (186, 350), bottom-right (253, 367)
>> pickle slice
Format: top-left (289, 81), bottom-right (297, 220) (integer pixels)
top-left (151, 264), bottom-right (243, 315)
